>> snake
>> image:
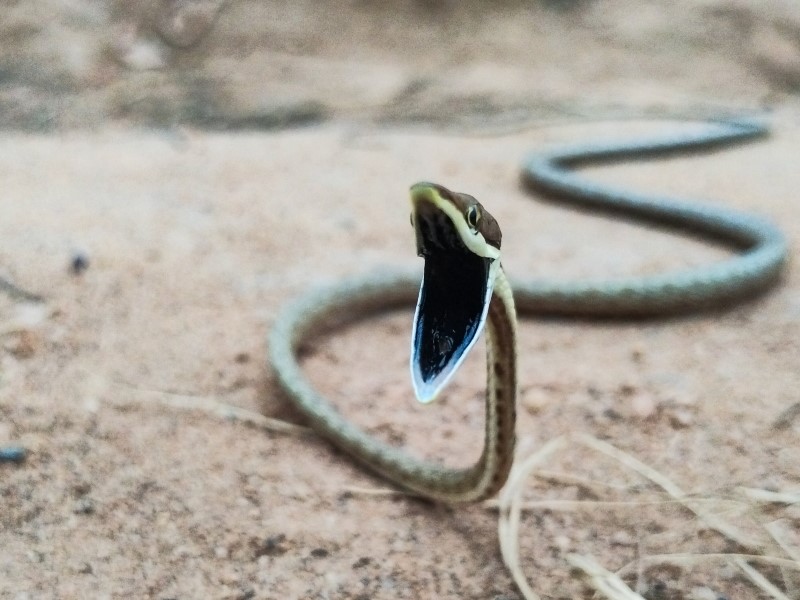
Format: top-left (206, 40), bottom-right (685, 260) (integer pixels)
top-left (268, 118), bottom-right (788, 504)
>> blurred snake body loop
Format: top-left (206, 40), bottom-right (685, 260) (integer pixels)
top-left (268, 118), bottom-right (787, 504)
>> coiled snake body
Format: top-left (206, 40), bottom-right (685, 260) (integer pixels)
top-left (268, 119), bottom-right (787, 504)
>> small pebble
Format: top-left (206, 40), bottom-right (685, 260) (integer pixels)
top-left (70, 252), bottom-right (90, 275)
top-left (553, 535), bottom-right (571, 552)
top-left (0, 446), bottom-right (27, 463)
top-left (77, 562), bottom-right (93, 575)
top-left (120, 38), bottom-right (167, 71)
top-left (669, 408), bottom-right (694, 428)
top-left (4, 330), bottom-right (39, 358)
top-left (73, 497), bottom-right (95, 515)
top-left (521, 387), bottom-right (550, 413)
top-left (690, 586), bottom-right (722, 600)
top-left (630, 345), bottom-right (646, 363)
top-left (630, 394), bottom-right (657, 419)
top-left (255, 534), bottom-right (287, 557)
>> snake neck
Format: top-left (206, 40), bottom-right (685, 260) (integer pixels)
top-left (398, 265), bottom-right (518, 504)
top-left (470, 265), bottom-right (518, 501)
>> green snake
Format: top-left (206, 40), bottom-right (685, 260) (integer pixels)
top-left (268, 119), bottom-right (787, 504)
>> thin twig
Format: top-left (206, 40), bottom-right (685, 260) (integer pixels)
top-left (615, 552), bottom-right (800, 578)
top-left (0, 275), bottom-right (43, 303)
top-left (765, 520), bottom-right (800, 598)
top-left (566, 554), bottom-right (645, 600)
top-left (576, 434), bottom-right (764, 551)
top-left (496, 436), bottom-right (569, 600)
top-left (739, 487), bottom-right (800, 505)
top-left (484, 497), bottom-right (748, 512)
top-left (111, 384), bottom-right (309, 434)
top-left (733, 558), bottom-right (792, 600)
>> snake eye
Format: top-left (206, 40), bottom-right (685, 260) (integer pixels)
top-left (465, 205), bottom-right (480, 231)
top-left (410, 213), bottom-right (414, 228)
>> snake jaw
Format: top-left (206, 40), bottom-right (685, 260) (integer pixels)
top-left (409, 182), bottom-right (501, 404)
top-left (411, 257), bottom-right (498, 403)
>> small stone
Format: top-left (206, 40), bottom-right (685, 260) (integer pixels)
top-left (0, 446), bottom-right (26, 464)
top-left (4, 330), bottom-right (40, 358)
top-left (630, 345), bottom-right (646, 364)
top-left (70, 252), bottom-right (90, 275)
top-left (690, 586), bottom-right (720, 600)
top-left (521, 387), bottom-right (550, 413)
top-left (669, 408), bottom-right (694, 428)
top-left (120, 38), bottom-right (167, 71)
top-left (72, 481), bottom-right (92, 497)
top-left (630, 393), bottom-right (657, 419)
top-left (553, 535), bottom-right (571, 552)
top-left (254, 534), bottom-right (287, 557)
top-left (73, 497), bottom-right (95, 515)
top-left (77, 562), bottom-right (93, 575)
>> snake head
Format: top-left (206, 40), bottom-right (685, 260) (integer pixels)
top-left (409, 182), bottom-right (502, 403)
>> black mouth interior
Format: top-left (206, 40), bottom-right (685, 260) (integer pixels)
top-left (413, 249), bottom-right (492, 386)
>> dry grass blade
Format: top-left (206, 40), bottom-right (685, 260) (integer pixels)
top-left (732, 558), bottom-right (793, 600)
top-left (484, 497), bottom-right (747, 512)
top-left (739, 487), bottom-right (800, 505)
top-left (0, 275), bottom-right (44, 303)
top-left (566, 554), bottom-right (645, 600)
top-left (764, 521), bottom-right (800, 598)
top-left (616, 553), bottom-right (800, 577)
top-left (576, 434), bottom-right (763, 550)
top-left (497, 436), bottom-right (569, 600)
top-left (494, 433), bottom-right (798, 598)
top-left (765, 521), bottom-right (800, 563)
top-left (340, 486), bottom-right (412, 498)
top-left (530, 469), bottom-right (637, 492)
top-left (111, 384), bottom-right (310, 434)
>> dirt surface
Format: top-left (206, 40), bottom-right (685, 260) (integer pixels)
top-left (1, 2), bottom-right (800, 599)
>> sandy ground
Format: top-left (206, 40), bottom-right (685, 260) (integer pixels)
top-left (1, 2), bottom-right (800, 599)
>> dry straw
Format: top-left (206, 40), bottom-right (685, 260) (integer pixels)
top-left (494, 434), bottom-right (800, 600)
top-left (119, 390), bottom-right (799, 599)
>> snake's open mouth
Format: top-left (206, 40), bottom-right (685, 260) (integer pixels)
top-left (410, 183), bottom-right (498, 403)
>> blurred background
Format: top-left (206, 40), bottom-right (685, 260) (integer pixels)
top-left (2, 3), bottom-right (800, 598)
top-left (2, 0), bottom-right (800, 132)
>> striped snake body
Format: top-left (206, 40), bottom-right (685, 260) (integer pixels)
top-left (269, 119), bottom-right (787, 503)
